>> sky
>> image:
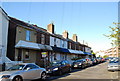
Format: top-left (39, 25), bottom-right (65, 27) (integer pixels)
top-left (1, 2), bottom-right (118, 52)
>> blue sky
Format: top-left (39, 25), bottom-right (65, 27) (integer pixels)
top-left (1, 2), bottom-right (118, 52)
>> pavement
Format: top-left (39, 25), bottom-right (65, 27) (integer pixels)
top-left (47, 62), bottom-right (119, 81)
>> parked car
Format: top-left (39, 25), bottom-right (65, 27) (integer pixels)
top-left (72, 59), bottom-right (87, 69)
top-left (101, 58), bottom-right (105, 62)
top-left (91, 58), bottom-right (97, 65)
top-left (96, 57), bottom-right (102, 63)
top-left (110, 57), bottom-right (118, 61)
top-left (85, 58), bottom-right (93, 66)
top-left (105, 57), bottom-right (111, 61)
top-left (0, 63), bottom-right (46, 81)
top-left (107, 59), bottom-right (120, 72)
top-left (47, 60), bottom-right (71, 75)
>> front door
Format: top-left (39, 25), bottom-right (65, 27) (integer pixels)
top-left (18, 49), bottom-right (22, 61)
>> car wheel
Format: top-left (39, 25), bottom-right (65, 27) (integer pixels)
top-left (68, 67), bottom-right (72, 73)
top-left (81, 65), bottom-right (85, 69)
top-left (41, 72), bottom-right (46, 80)
top-left (12, 76), bottom-right (23, 81)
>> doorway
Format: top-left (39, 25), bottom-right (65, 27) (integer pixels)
top-left (18, 49), bottom-right (22, 61)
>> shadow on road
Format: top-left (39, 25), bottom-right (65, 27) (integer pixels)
top-left (34, 62), bottom-right (108, 81)
top-left (46, 62), bottom-right (107, 80)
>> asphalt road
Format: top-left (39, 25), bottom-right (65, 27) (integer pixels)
top-left (47, 62), bottom-right (119, 81)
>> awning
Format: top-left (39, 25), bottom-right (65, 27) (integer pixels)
top-left (15, 40), bottom-right (40, 50)
top-left (78, 50), bottom-right (84, 54)
top-left (61, 48), bottom-right (70, 53)
top-left (38, 44), bottom-right (52, 51)
top-left (44, 45), bottom-right (52, 51)
top-left (68, 49), bottom-right (84, 54)
top-left (15, 40), bottom-right (52, 51)
top-left (38, 44), bottom-right (46, 49)
top-left (51, 47), bottom-right (62, 52)
top-left (51, 47), bottom-right (70, 53)
top-left (84, 52), bottom-right (93, 55)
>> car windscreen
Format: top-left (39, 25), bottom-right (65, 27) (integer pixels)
top-left (7, 64), bottom-right (25, 71)
top-left (75, 60), bottom-right (83, 62)
top-left (51, 61), bottom-right (61, 66)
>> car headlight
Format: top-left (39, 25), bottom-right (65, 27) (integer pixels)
top-left (48, 69), bottom-right (51, 71)
top-left (78, 63), bottom-right (82, 65)
top-left (1, 75), bottom-right (10, 79)
top-left (53, 68), bottom-right (58, 71)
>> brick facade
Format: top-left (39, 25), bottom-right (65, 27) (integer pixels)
top-left (7, 16), bottom-right (92, 67)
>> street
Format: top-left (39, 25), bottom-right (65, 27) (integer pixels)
top-left (1, 2), bottom-right (120, 81)
top-left (46, 62), bottom-right (119, 81)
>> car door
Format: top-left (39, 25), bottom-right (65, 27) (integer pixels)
top-left (22, 64), bottom-right (39, 79)
top-left (61, 61), bottom-right (67, 73)
top-left (65, 60), bottom-right (70, 71)
top-left (83, 59), bottom-right (87, 67)
top-left (30, 64), bottom-right (42, 79)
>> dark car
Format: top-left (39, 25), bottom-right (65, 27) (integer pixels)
top-left (105, 57), bottom-right (111, 61)
top-left (96, 57), bottom-right (102, 63)
top-left (85, 58), bottom-right (93, 66)
top-left (101, 58), bottom-right (105, 62)
top-left (46, 60), bottom-right (71, 75)
top-left (72, 59), bottom-right (87, 69)
top-left (91, 58), bottom-right (97, 65)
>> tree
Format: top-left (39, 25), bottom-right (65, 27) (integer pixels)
top-left (103, 22), bottom-right (120, 47)
top-left (103, 55), bottom-right (108, 58)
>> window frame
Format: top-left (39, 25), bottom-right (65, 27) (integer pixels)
top-left (41, 34), bottom-right (45, 44)
top-left (26, 30), bottom-right (31, 41)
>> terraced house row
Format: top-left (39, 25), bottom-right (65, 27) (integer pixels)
top-left (0, 7), bottom-right (93, 70)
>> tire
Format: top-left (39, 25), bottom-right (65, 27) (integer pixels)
top-left (68, 67), bottom-right (72, 73)
top-left (40, 72), bottom-right (46, 80)
top-left (81, 65), bottom-right (85, 69)
top-left (12, 76), bottom-right (23, 81)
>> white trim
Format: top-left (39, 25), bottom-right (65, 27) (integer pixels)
top-left (0, 7), bottom-right (9, 20)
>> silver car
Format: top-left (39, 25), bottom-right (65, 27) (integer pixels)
top-left (107, 59), bottom-right (120, 72)
top-left (0, 63), bottom-right (46, 81)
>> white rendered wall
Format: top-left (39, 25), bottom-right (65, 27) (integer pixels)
top-left (85, 47), bottom-right (91, 53)
top-left (0, 8), bottom-right (9, 64)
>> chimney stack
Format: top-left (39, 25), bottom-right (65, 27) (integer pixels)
top-left (62, 30), bottom-right (69, 39)
top-left (47, 23), bottom-right (54, 34)
top-left (72, 34), bottom-right (78, 42)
